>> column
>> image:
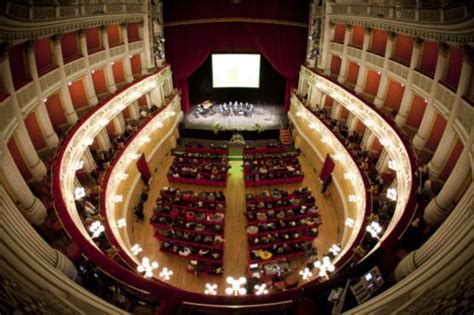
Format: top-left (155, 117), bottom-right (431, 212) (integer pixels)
top-left (127, 101), bottom-right (140, 120)
top-left (0, 146), bottom-right (47, 225)
top-left (354, 27), bottom-right (372, 94)
top-left (52, 35), bottom-right (78, 124)
top-left (14, 123), bottom-right (47, 181)
top-left (82, 147), bottom-right (97, 173)
top-left (111, 113), bottom-right (125, 135)
top-left (24, 41), bottom-right (59, 147)
top-left (53, 249), bottom-right (78, 280)
top-left (395, 38), bottom-right (423, 126)
top-left (374, 32), bottom-right (395, 108)
top-left (337, 25), bottom-right (352, 84)
top-left (347, 113), bottom-right (359, 132)
top-left (139, 20), bottom-right (154, 72)
top-left (427, 47), bottom-right (472, 178)
top-left (320, 18), bottom-right (335, 72)
top-left (424, 146), bottom-right (471, 225)
top-left (362, 129), bottom-right (376, 150)
top-left (331, 102), bottom-right (342, 119)
top-left (78, 30), bottom-right (99, 105)
top-left (95, 129), bottom-right (111, 151)
top-left (319, 94), bottom-right (327, 109)
top-left (412, 43), bottom-right (449, 150)
top-left (100, 26), bottom-right (117, 94)
top-left (121, 23), bottom-right (134, 82)
top-left (375, 148), bottom-right (390, 173)
top-left (394, 181), bottom-right (472, 281)
top-left (149, 86), bottom-right (162, 107)
top-left (309, 86), bottom-right (322, 108)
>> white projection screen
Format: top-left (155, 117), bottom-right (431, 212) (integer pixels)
top-left (212, 54), bottom-right (261, 88)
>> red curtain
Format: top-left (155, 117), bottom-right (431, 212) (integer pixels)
top-left (320, 154), bottom-right (335, 183)
top-left (136, 153), bottom-right (151, 182)
top-left (164, 22), bottom-right (307, 111)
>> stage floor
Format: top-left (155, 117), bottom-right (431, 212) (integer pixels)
top-left (183, 104), bottom-right (286, 131)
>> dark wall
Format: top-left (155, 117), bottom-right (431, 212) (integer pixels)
top-left (188, 53), bottom-right (285, 105)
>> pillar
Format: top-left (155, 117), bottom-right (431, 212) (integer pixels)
top-left (395, 38), bottom-right (423, 126)
top-left (337, 25), bottom-right (352, 84)
top-left (82, 147), bottom-right (97, 173)
top-left (362, 129), bottom-right (376, 150)
top-left (52, 35), bottom-right (78, 124)
top-left (95, 129), bottom-right (111, 151)
top-left (111, 113), bottom-right (125, 135)
top-left (121, 23), bottom-right (134, 83)
top-left (139, 20), bottom-right (154, 71)
top-left (127, 101), bottom-right (140, 120)
top-left (413, 43), bottom-right (449, 150)
top-left (78, 30), bottom-right (99, 105)
top-left (427, 47), bottom-right (472, 178)
top-left (320, 19), bottom-right (335, 72)
top-left (309, 86), bottom-right (322, 108)
top-left (375, 148), bottom-right (390, 173)
top-left (24, 41), bottom-right (59, 147)
top-left (14, 123), bottom-right (47, 181)
top-left (354, 27), bottom-right (372, 94)
top-left (347, 113), bottom-right (359, 132)
top-left (149, 86), bottom-right (162, 107)
top-left (100, 26), bottom-right (117, 94)
top-left (374, 32), bottom-right (395, 108)
top-left (424, 147), bottom-right (471, 225)
top-left (0, 146), bottom-right (47, 225)
top-left (331, 102), bottom-right (342, 119)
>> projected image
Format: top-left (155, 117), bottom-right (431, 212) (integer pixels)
top-left (212, 54), bottom-right (261, 88)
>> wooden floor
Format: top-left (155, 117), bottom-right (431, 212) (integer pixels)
top-left (128, 148), bottom-right (344, 295)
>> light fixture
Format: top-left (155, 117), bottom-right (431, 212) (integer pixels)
top-left (344, 172), bottom-right (355, 180)
top-left (299, 267), bottom-right (312, 280)
top-left (131, 244), bottom-right (142, 255)
top-left (333, 153), bottom-right (344, 161)
top-left (159, 267), bottom-right (173, 281)
top-left (366, 221), bottom-right (383, 239)
top-left (204, 283), bottom-right (218, 295)
top-left (89, 220), bottom-right (105, 238)
top-left (309, 123), bottom-right (318, 130)
top-left (387, 188), bottom-right (397, 201)
top-left (74, 187), bottom-right (86, 200)
top-left (99, 118), bottom-right (108, 127)
top-left (154, 121), bottom-right (163, 129)
top-left (83, 137), bottom-right (94, 146)
top-left (74, 160), bottom-right (84, 171)
top-left (91, 69), bottom-right (95, 74)
top-left (117, 172), bottom-right (129, 180)
top-left (254, 283), bottom-right (269, 295)
top-left (113, 195), bottom-right (123, 203)
top-left (128, 152), bottom-right (141, 160)
top-left (345, 218), bottom-right (355, 228)
top-left (314, 256), bottom-right (335, 277)
top-left (43, 98), bottom-right (48, 103)
top-left (111, 61), bottom-right (114, 65)
top-left (117, 218), bottom-right (126, 228)
top-left (296, 111), bottom-right (305, 117)
top-left (140, 135), bottom-right (151, 144)
top-left (329, 244), bottom-right (341, 256)
top-left (365, 119), bottom-right (374, 128)
top-left (348, 194), bottom-right (358, 203)
top-left (321, 136), bottom-right (330, 144)
top-left (225, 277), bottom-right (247, 295)
top-left (137, 257), bottom-right (158, 278)
top-left (380, 138), bottom-right (390, 147)
top-left (388, 160), bottom-right (397, 171)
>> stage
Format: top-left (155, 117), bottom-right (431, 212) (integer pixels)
top-left (182, 103), bottom-right (286, 131)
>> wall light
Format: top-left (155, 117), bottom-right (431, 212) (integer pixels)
top-left (348, 194), bottom-right (358, 203)
top-left (74, 187), bottom-right (86, 200)
top-left (254, 283), bottom-right (269, 295)
top-left (388, 160), bottom-right (398, 171)
top-left (387, 188), bottom-right (397, 201)
top-left (299, 267), bottom-right (312, 280)
top-left (137, 257), bottom-right (158, 278)
top-left (345, 218), bottom-right (355, 228)
top-left (314, 256), bottom-right (335, 277)
top-left (366, 221), bottom-right (383, 239)
top-left (89, 221), bottom-right (105, 239)
top-left (117, 218), bottom-right (126, 228)
top-left (329, 244), bottom-right (341, 256)
top-left (159, 267), bottom-right (173, 281)
top-left (344, 172), bottom-right (355, 180)
top-left (113, 195), bottom-right (123, 203)
top-left (131, 244), bottom-right (142, 255)
top-left (117, 172), bottom-right (129, 181)
top-left (83, 137), bottom-right (94, 146)
top-left (74, 160), bottom-right (84, 171)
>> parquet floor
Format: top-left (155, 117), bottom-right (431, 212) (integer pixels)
top-left (128, 147), bottom-right (344, 295)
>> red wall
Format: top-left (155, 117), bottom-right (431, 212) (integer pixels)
top-left (92, 68), bottom-right (108, 95)
top-left (371, 137), bottom-right (383, 152)
top-left (445, 47), bottom-right (463, 89)
top-left (45, 93), bottom-right (67, 127)
top-left (34, 38), bottom-right (55, 75)
top-left (7, 138), bottom-right (32, 180)
top-left (107, 24), bottom-right (122, 47)
top-left (418, 41), bottom-right (438, 76)
top-left (68, 79), bottom-right (88, 109)
top-left (106, 120), bottom-right (116, 135)
top-left (127, 23), bottom-right (140, 42)
top-left (384, 80), bottom-right (405, 111)
top-left (333, 24), bottom-right (345, 43)
top-left (61, 32), bottom-right (80, 63)
top-left (370, 29), bottom-right (388, 56)
top-left (406, 95), bottom-right (427, 128)
top-left (346, 61), bottom-right (359, 84)
top-left (112, 61), bottom-right (125, 84)
top-left (24, 112), bottom-right (47, 150)
top-left (86, 27), bottom-right (102, 54)
top-left (364, 70), bottom-right (380, 96)
top-left (138, 95), bottom-right (148, 107)
top-left (324, 95), bottom-right (334, 108)
top-left (393, 34), bottom-right (413, 65)
top-left (351, 26), bottom-right (364, 48)
top-left (339, 106), bottom-right (349, 120)
top-left (356, 120), bottom-right (366, 133)
top-left (440, 139), bottom-right (463, 181)
top-left (330, 55), bottom-right (341, 76)
top-left (130, 54), bottom-right (142, 74)
top-left (9, 44), bottom-right (30, 89)
top-left (425, 113), bottom-right (447, 151)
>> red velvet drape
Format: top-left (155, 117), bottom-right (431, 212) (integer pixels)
top-left (164, 22), bottom-right (307, 111)
top-left (136, 153), bottom-right (151, 182)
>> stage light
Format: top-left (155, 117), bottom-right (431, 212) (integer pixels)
top-left (225, 277), bottom-right (247, 295)
top-left (204, 283), bottom-right (218, 295)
